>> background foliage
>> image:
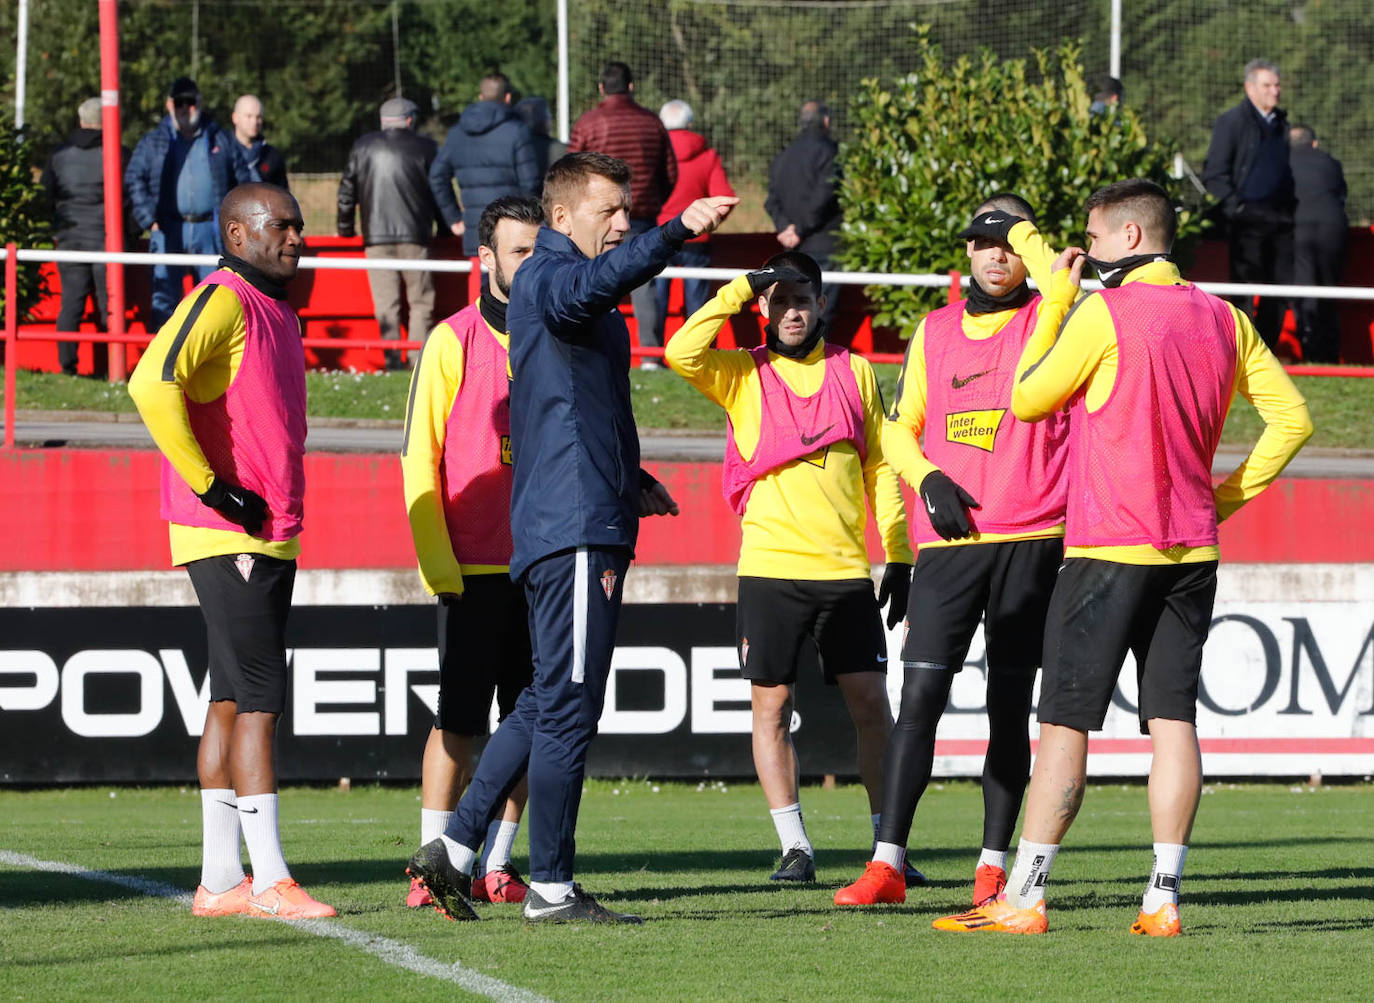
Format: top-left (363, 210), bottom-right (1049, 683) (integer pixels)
top-left (0, 131), bottom-right (52, 319)
top-left (836, 32), bottom-right (1206, 330)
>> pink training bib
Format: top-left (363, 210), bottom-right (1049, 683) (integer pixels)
top-left (161, 268), bottom-right (306, 541)
top-left (721, 343), bottom-right (866, 515)
top-left (1064, 282), bottom-right (1238, 549)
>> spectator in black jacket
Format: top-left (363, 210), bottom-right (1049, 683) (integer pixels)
top-left (514, 97), bottom-right (566, 193)
top-left (1202, 59), bottom-right (1295, 349)
top-left (429, 73), bottom-right (540, 256)
top-left (1289, 124), bottom-right (1348, 363)
top-left (765, 100), bottom-right (841, 328)
top-left (41, 97), bottom-right (126, 376)
top-left (338, 98), bottom-right (441, 370)
top-left (231, 95), bottom-right (289, 190)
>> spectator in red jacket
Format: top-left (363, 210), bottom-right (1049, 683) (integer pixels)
top-left (652, 99), bottom-right (736, 354)
top-left (568, 62), bottom-right (677, 363)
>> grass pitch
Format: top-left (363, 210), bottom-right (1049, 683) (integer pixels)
top-left (2, 780), bottom-right (1371, 1001)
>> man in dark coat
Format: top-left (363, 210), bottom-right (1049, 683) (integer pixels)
top-left (429, 73), bottom-right (540, 257)
top-left (230, 95), bottom-right (289, 190)
top-left (765, 100), bottom-right (842, 329)
top-left (41, 97), bottom-right (128, 376)
top-left (1202, 59), bottom-right (1295, 349)
top-left (1288, 124), bottom-right (1348, 363)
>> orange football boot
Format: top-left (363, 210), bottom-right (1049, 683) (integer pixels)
top-left (191, 876), bottom-right (254, 916)
top-left (245, 878), bottom-right (337, 919)
top-left (406, 877), bottom-right (434, 908)
top-left (933, 898), bottom-right (1048, 934)
top-left (1131, 902), bottom-right (1181, 937)
top-left (972, 864), bottom-right (1007, 906)
top-left (834, 861), bottom-right (906, 906)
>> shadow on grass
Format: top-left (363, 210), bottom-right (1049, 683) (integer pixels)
top-left (5, 932), bottom-right (302, 968)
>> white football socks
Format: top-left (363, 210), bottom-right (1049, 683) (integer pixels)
top-left (482, 819), bottom-right (520, 872)
top-left (199, 788), bottom-right (245, 893)
top-left (529, 880), bottom-right (574, 903)
top-left (420, 808), bottom-right (453, 846)
top-left (978, 847), bottom-right (1008, 872)
top-left (1004, 839), bottom-right (1059, 908)
top-left (872, 841), bottom-right (905, 870)
top-left (237, 793), bottom-right (291, 894)
top-left (769, 803), bottom-right (813, 856)
top-left (1141, 842), bottom-right (1188, 913)
top-left (438, 833), bottom-right (477, 875)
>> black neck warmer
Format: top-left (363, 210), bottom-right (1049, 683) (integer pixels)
top-left (964, 278), bottom-right (1033, 316)
top-left (479, 291), bottom-right (508, 333)
top-left (219, 254), bottom-right (288, 300)
top-left (765, 321), bottom-right (827, 360)
top-left (1086, 252), bottom-right (1171, 288)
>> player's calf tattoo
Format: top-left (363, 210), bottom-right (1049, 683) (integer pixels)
top-left (1056, 776), bottom-right (1084, 826)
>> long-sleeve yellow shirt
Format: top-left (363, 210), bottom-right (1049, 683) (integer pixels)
top-left (883, 220), bottom-right (1063, 548)
top-left (1011, 259), bottom-right (1314, 565)
top-left (128, 271), bottom-right (302, 566)
top-left (400, 315), bottom-right (511, 597)
top-left (665, 273), bottom-right (912, 580)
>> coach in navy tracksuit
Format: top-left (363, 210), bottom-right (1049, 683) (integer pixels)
top-left (406, 152), bottom-right (736, 924)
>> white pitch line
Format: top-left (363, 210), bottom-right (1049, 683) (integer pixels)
top-left (0, 850), bottom-right (551, 1003)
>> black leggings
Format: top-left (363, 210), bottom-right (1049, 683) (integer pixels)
top-left (876, 664), bottom-right (1035, 851)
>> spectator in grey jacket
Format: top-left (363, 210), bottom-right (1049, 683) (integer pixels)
top-left (1289, 124), bottom-right (1348, 363)
top-left (428, 73), bottom-right (540, 256)
top-left (41, 97), bottom-right (127, 376)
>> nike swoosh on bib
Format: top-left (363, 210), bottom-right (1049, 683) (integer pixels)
top-left (800, 424), bottom-right (835, 447)
top-left (951, 368), bottom-right (994, 390)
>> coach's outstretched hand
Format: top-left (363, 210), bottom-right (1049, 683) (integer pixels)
top-left (877, 562), bottom-right (912, 630)
top-left (637, 468), bottom-right (680, 518)
top-left (957, 211), bottom-right (1025, 244)
top-left (197, 476), bottom-right (269, 536)
top-left (919, 470), bottom-right (980, 540)
top-left (679, 196), bottom-right (739, 238)
top-left (745, 264), bottom-right (813, 295)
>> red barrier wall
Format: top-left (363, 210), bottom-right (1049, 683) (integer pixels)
top-left (17, 228), bottom-right (1374, 375)
top-left (1, 449), bottom-right (1369, 571)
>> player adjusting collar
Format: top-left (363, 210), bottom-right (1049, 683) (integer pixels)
top-left (1084, 252), bottom-right (1171, 288)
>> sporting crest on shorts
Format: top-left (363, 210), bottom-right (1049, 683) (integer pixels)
top-left (600, 569), bottom-right (617, 599)
top-left (235, 553), bottom-right (255, 582)
top-left (740, 637), bottom-right (749, 667)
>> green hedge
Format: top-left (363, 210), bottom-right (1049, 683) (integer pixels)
top-left (0, 130), bottom-right (52, 321)
top-left (836, 31), bottom-right (1206, 334)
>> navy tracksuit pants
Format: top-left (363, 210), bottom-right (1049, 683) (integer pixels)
top-left (445, 545), bottom-right (630, 882)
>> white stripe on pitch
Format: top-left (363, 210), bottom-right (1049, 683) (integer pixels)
top-left (0, 849), bottom-right (551, 1002)
top-left (572, 547), bottom-right (588, 683)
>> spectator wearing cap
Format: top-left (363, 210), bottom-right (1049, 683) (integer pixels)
top-left (41, 96), bottom-right (130, 376)
top-left (568, 61), bottom-right (678, 360)
top-left (231, 95), bottom-right (289, 190)
top-left (1089, 74), bottom-right (1124, 115)
top-left (513, 96), bottom-right (566, 193)
top-left (428, 72), bottom-right (540, 256)
top-left (653, 99), bottom-right (735, 351)
top-left (338, 97), bottom-right (442, 370)
top-left (125, 76), bottom-right (252, 330)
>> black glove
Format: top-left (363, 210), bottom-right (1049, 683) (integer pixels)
top-left (745, 263), bottom-right (812, 295)
top-left (919, 470), bottom-right (980, 541)
top-left (197, 476), bottom-right (269, 536)
top-left (877, 562), bottom-right (912, 630)
top-left (957, 210), bottom-right (1024, 243)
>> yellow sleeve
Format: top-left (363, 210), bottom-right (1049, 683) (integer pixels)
top-left (664, 273), bottom-right (759, 411)
top-left (128, 281), bottom-right (244, 495)
top-left (1008, 220), bottom-right (1059, 295)
top-left (1011, 284), bottom-right (1114, 421)
top-left (400, 325), bottom-right (465, 596)
top-left (880, 317), bottom-right (939, 489)
top-left (1213, 307), bottom-right (1314, 521)
top-left (854, 357), bottom-right (913, 564)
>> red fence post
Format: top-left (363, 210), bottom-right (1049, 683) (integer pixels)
top-left (468, 256), bottom-right (482, 305)
top-left (947, 269), bottom-right (962, 305)
top-left (99, 0), bottom-right (127, 382)
top-left (4, 243), bottom-right (17, 450)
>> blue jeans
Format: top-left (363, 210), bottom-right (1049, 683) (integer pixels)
top-left (654, 244), bottom-right (712, 345)
top-left (149, 220), bottom-right (221, 330)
